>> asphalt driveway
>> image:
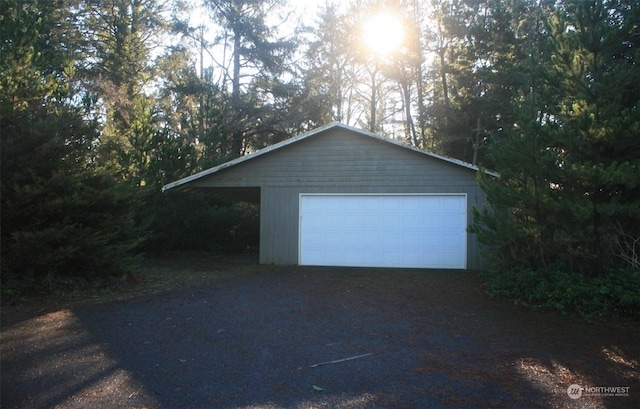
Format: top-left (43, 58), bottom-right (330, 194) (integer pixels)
top-left (1, 263), bottom-right (639, 408)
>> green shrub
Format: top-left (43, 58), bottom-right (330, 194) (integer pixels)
top-left (2, 171), bottom-right (144, 287)
top-left (485, 267), bottom-right (640, 320)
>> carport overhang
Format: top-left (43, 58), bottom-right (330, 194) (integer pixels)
top-left (162, 185), bottom-right (261, 204)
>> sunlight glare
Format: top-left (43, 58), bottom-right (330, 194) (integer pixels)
top-left (363, 13), bottom-right (405, 56)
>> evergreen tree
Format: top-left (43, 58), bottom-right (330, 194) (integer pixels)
top-left (204, 0), bottom-right (297, 156)
top-left (543, 0), bottom-right (640, 271)
top-left (472, 0), bottom-right (640, 275)
top-left (303, 4), bottom-right (355, 124)
top-left (1, 0), bottom-right (143, 286)
top-left (81, 0), bottom-right (168, 181)
top-left (424, 0), bottom-right (536, 165)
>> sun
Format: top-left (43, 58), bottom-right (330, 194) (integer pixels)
top-left (362, 13), bottom-right (405, 57)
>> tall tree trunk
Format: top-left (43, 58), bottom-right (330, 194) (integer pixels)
top-left (400, 79), bottom-right (415, 145)
top-left (439, 50), bottom-right (450, 112)
top-left (415, 60), bottom-right (427, 148)
top-left (231, 26), bottom-right (243, 157)
top-left (472, 116), bottom-right (481, 166)
top-left (369, 67), bottom-right (378, 133)
top-left (334, 67), bottom-right (343, 122)
top-left (411, 0), bottom-right (427, 148)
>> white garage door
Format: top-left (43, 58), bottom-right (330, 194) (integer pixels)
top-left (299, 194), bottom-right (467, 269)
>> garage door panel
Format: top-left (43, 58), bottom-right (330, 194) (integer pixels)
top-left (442, 195), bottom-right (466, 209)
top-left (441, 214), bottom-right (466, 230)
top-left (422, 232), bottom-right (444, 248)
top-left (423, 199), bottom-right (443, 213)
top-left (422, 214), bottom-right (442, 228)
top-left (382, 232), bottom-right (409, 251)
top-left (441, 252), bottom-right (465, 267)
top-left (441, 233), bottom-right (465, 250)
top-left (360, 231), bottom-right (378, 248)
top-left (421, 251), bottom-right (442, 264)
top-left (304, 233), bottom-right (325, 248)
top-left (299, 194), bottom-right (466, 269)
top-left (399, 214), bottom-right (415, 230)
top-left (342, 215), bottom-right (362, 230)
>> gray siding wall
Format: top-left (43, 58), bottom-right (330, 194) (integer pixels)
top-left (194, 128), bottom-right (488, 269)
top-left (192, 128), bottom-right (479, 188)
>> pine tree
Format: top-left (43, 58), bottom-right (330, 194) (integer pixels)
top-left (472, 0), bottom-right (640, 275)
top-left (1, 0), bottom-right (143, 286)
top-left (543, 0), bottom-right (640, 272)
top-left (80, 0), bottom-right (168, 181)
top-left (204, 0), bottom-right (297, 156)
top-left (304, 4), bottom-right (357, 124)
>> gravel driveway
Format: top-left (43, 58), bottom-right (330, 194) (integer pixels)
top-left (2, 264), bottom-right (639, 409)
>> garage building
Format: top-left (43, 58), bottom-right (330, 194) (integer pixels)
top-left (162, 122), bottom-right (493, 270)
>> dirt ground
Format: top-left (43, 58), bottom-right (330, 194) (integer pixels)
top-left (1, 256), bottom-right (639, 409)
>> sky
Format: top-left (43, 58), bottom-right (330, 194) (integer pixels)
top-left (188, 0), bottom-right (330, 27)
top-left (182, 0), bottom-right (349, 78)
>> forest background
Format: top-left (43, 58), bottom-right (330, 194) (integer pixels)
top-left (1, 0), bottom-right (639, 317)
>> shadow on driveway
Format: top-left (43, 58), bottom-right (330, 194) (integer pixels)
top-left (2, 266), bottom-right (639, 408)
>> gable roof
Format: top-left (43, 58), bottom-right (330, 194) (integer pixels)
top-left (162, 122), bottom-right (496, 193)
